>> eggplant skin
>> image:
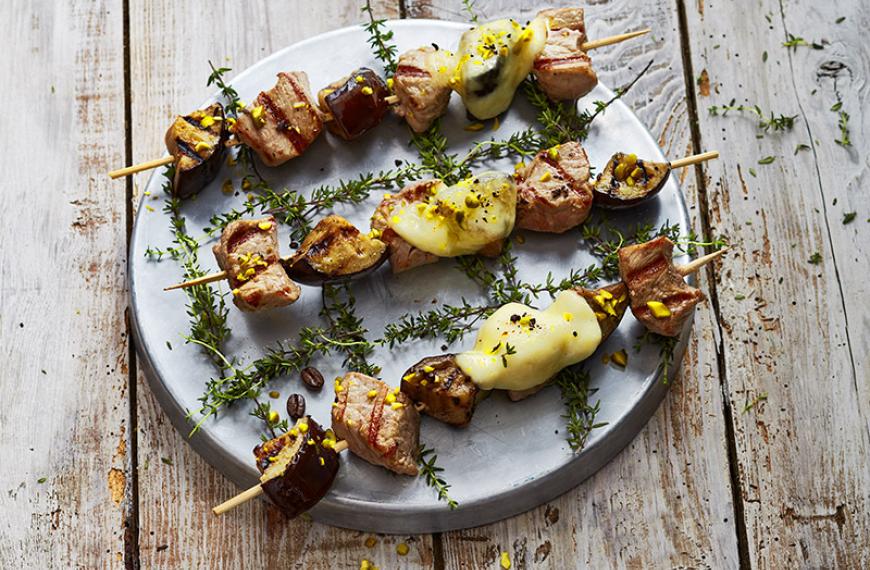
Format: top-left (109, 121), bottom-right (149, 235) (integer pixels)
top-left (164, 102), bottom-right (229, 199)
top-left (318, 68), bottom-right (390, 140)
top-left (254, 417), bottom-right (339, 518)
top-left (283, 215), bottom-right (387, 285)
top-left (401, 354), bottom-right (480, 426)
top-left (593, 153), bottom-right (670, 209)
top-left (574, 282), bottom-right (629, 343)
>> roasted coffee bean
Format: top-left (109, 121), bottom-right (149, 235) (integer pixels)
top-left (286, 393), bottom-right (306, 421)
top-left (300, 366), bottom-right (324, 391)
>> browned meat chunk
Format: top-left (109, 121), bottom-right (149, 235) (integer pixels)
top-left (401, 354), bottom-right (481, 426)
top-left (318, 68), bottom-right (390, 140)
top-left (533, 8), bottom-right (598, 101)
top-left (164, 102), bottom-right (228, 198)
top-left (331, 372), bottom-right (420, 476)
top-left (213, 216), bottom-right (301, 312)
top-left (393, 47), bottom-right (453, 133)
top-left (515, 141), bottom-right (594, 233)
top-left (233, 72), bottom-right (323, 167)
top-left (254, 416), bottom-right (340, 518)
top-left (283, 215), bottom-right (387, 285)
top-left (371, 180), bottom-right (442, 273)
top-left (618, 236), bottom-right (705, 337)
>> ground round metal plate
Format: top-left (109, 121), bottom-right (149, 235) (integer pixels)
top-left (129, 19), bottom-right (692, 534)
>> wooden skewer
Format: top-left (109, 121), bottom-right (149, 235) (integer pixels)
top-left (676, 247), bottom-right (728, 277)
top-left (212, 440), bottom-right (349, 516)
top-left (669, 150), bottom-right (720, 170)
top-left (164, 270), bottom-right (230, 291)
top-left (108, 155), bottom-right (175, 179)
top-left (580, 28), bottom-right (651, 51)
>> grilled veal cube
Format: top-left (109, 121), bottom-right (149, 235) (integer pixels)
top-left (164, 102), bottom-right (228, 198)
top-left (401, 354), bottom-right (481, 427)
top-left (515, 141), bottom-right (594, 234)
top-left (331, 372), bottom-right (420, 476)
top-left (253, 416), bottom-right (340, 518)
top-left (392, 46), bottom-right (454, 133)
top-left (212, 216), bottom-right (301, 312)
top-left (618, 236), bottom-right (705, 336)
top-left (533, 8), bottom-right (598, 101)
top-left (233, 72), bottom-right (323, 167)
top-left (318, 68), bottom-right (390, 140)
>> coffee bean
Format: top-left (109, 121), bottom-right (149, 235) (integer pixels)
top-left (300, 366), bottom-right (324, 391)
top-left (286, 393), bottom-right (306, 421)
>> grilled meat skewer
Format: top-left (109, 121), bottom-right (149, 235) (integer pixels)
top-left (401, 239), bottom-right (726, 425)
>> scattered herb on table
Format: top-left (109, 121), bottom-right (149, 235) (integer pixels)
top-left (782, 34), bottom-right (823, 50)
top-left (808, 252), bottom-right (822, 264)
top-left (462, 0), bottom-right (480, 23)
top-left (758, 156), bottom-right (775, 165)
top-left (794, 143), bottom-right (810, 155)
top-left (708, 101), bottom-right (797, 133)
top-left (742, 392), bottom-right (768, 414)
top-left (842, 212), bottom-right (856, 225)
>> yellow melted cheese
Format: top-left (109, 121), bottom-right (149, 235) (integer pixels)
top-left (455, 290), bottom-right (601, 391)
top-left (387, 171), bottom-right (516, 257)
top-left (454, 17), bottom-right (548, 119)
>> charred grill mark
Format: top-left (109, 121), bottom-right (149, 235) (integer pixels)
top-left (624, 255), bottom-right (670, 285)
top-left (284, 73), bottom-right (320, 124)
top-left (540, 154), bottom-right (580, 194)
top-left (367, 385), bottom-right (388, 451)
top-left (259, 92), bottom-right (308, 155)
top-left (174, 139), bottom-right (205, 164)
top-left (534, 55), bottom-right (590, 70)
top-left (396, 64), bottom-right (430, 77)
top-left (226, 227), bottom-right (262, 252)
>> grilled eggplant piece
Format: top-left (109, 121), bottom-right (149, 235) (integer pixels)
top-left (283, 215), bottom-right (387, 285)
top-left (401, 354), bottom-right (483, 427)
top-left (318, 68), bottom-right (390, 140)
top-left (593, 153), bottom-right (671, 209)
top-left (506, 283), bottom-right (629, 402)
top-left (332, 372), bottom-right (420, 476)
top-left (164, 102), bottom-right (228, 198)
top-left (253, 416), bottom-right (340, 518)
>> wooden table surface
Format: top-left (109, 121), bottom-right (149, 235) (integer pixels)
top-left (2, 0), bottom-right (868, 568)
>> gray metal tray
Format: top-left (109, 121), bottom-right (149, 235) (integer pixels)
top-left (129, 19), bottom-right (692, 534)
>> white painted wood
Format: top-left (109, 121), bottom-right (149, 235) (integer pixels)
top-left (0, 0), bottom-right (130, 567)
top-left (685, 0), bottom-right (870, 567)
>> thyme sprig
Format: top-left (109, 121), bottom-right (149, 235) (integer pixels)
top-left (156, 168), bottom-right (231, 372)
top-left (634, 330), bottom-right (679, 385)
top-left (361, 0), bottom-right (398, 74)
top-left (381, 301), bottom-right (495, 347)
top-left (321, 283), bottom-right (380, 377)
top-left (554, 365), bottom-right (606, 451)
top-left (418, 445), bottom-right (459, 509)
top-left (708, 101), bottom-right (798, 133)
top-left (207, 61), bottom-right (242, 117)
top-left (462, 0), bottom-right (480, 23)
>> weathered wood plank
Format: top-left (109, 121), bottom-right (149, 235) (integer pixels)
top-left (684, 0), bottom-right (870, 567)
top-left (406, 1), bottom-right (740, 567)
top-left (0, 0), bottom-right (130, 567)
top-left (128, 2), bottom-right (438, 568)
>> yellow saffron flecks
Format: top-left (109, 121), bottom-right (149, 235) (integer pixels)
top-left (646, 301), bottom-right (671, 318)
top-left (464, 122), bottom-right (485, 132)
top-left (611, 349), bottom-right (629, 367)
top-left (267, 410), bottom-right (279, 424)
top-left (361, 86), bottom-right (373, 96)
top-left (539, 170), bottom-right (552, 182)
top-left (298, 422), bottom-right (309, 433)
top-left (391, 402), bottom-right (404, 410)
top-left (251, 105), bottom-right (266, 126)
top-left (194, 141), bottom-right (212, 152)
top-left (258, 221), bottom-right (273, 231)
top-left (500, 551), bottom-right (512, 569)
top-left (364, 536), bottom-right (377, 548)
top-left (367, 389), bottom-right (378, 399)
top-left (396, 543), bottom-right (410, 556)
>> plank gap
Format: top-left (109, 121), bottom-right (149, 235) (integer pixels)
top-left (122, 0), bottom-right (142, 566)
top-left (674, 1), bottom-right (751, 568)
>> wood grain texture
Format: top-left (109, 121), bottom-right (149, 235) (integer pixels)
top-left (406, 1), bottom-right (741, 567)
top-left (0, 0), bottom-right (130, 567)
top-left (128, 2), bottom-right (438, 568)
top-left (684, 0), bottom-right (870, 567)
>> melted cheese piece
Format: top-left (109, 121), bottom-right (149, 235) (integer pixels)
top-left (455, 291), bottom-right (601, 391)
top-left (387, 171), bottom-right (516, 257)
top-left (454, 17), bottom-right (548, 119)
